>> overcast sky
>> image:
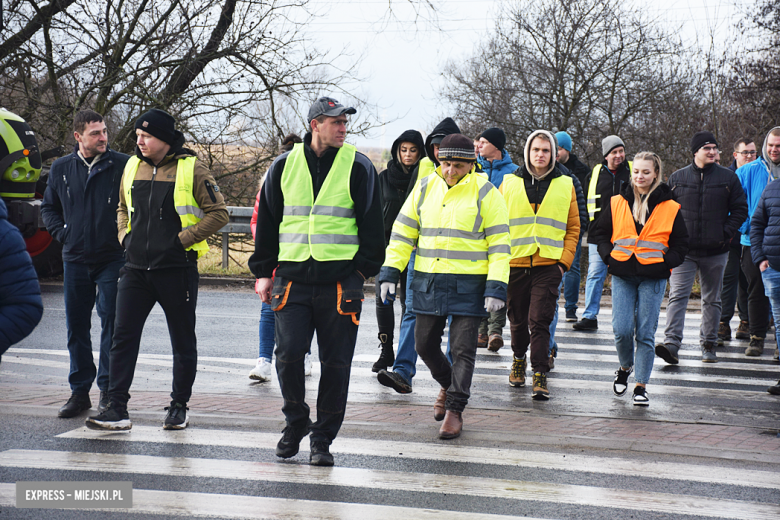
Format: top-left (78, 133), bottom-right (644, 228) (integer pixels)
top-left (303, 0), bottom-right (750, 149)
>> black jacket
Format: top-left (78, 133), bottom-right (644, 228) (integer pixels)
top-left (41, 146), bottom-right (129, 264)
top-left (423, 117), bottom-right (461, 165)
top-left (248, 133), bottom-right (385, 284)
top-left (562, 152), bottom-right (590, 188)
top-left (558, 163), bottom-right (588, 239)
top-left (590, 183), bottom-right (689, 279)
top-left (378, 130), bottom-right (425, 241)
top-left (586, 159), bottom-right (632, 231)
top-left (668, 162), bottom-right (748, 257)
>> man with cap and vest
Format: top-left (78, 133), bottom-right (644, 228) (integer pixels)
top-left (475, 127), bottom-right (518, 351)
top-left (249, 97), bottom-right (385, 466)
top-left (573, 135), bottom-right (632, 331)
top-left (656, 131), bottom-right (747, 364)
top-left (501, 130), bottom-right (580, 400)
top-left (379, 133), bottom-right (510, 438)
top-left (85, 108), bottom-right (228, 432)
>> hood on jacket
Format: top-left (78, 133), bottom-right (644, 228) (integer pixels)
top-left (524, 130), bottom-right (557, 180)
top-left (390, 129), bottom-right (425, 173)
top-left (762, 126), bottom-right (780, 178)
top-left (424, 117), bottom-right (461, 165)
top-left (0, 196), bottom-right (7, 221)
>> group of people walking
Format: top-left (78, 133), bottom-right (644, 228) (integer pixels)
top-left (13, 96), bottom-right (779, 470)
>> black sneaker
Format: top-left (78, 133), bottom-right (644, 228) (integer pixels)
top-left (565, 309), bottom-right (577, 322)
top-left (58, 393), bottom-right (91, 418)
top-left (613, 367), bottom-right (632, 396)
top-left (163, 401), bottom-right (189, 430)
top-left (654, 343), bottom-right (679, 365)
top-left (85, 404), bottom-right (132, 431)
top-left (768, 380), bottom-right (780, 395)
top-left (97, 391), bottom-right (109, 414)
top-left (310, 440), bottom-right (334, 466)
top-left (276, 422), bottom-right (311, 458)
top-left (572, 317), bottom-right (597, 331)
top-left (377, 369), bottom-right (412, 394)
top-left (633, 386), bottom-right (649, 406)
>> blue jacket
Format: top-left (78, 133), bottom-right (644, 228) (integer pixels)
top-left (0, 197), bottom-right (43, 358)
top-left (737, 157), bottom-right (775, 246)
top-left (749, 178), bottom-right (780, 269)
top-left (478, 150), bottom-right (519, 188)
top-left (41, 146), bottom-right (129, 264)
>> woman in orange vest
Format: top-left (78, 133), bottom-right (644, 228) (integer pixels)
top-left (589, 152), bottom-right (689, 405)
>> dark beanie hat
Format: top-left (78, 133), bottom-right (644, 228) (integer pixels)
top-left (479, 127), bottom-right (506, 151)
top-left (134, 108), bottom-right (182, 145)
top-left (691, 131), bottom-right (718, 154)
top-left (437, 134), bottom-right (476, 162)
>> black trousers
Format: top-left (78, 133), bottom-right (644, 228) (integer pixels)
top-left (741, 247), bottom-right (769, 338)
top-left (720, 243), bottom-right (748, 323)
top-left (374, 268), bottom-right (407, 336)
top-left (108, 266), bottom-right (199, 408)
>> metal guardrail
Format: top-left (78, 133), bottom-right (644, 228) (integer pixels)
top-left (217, 206), bottom-right (253, 269)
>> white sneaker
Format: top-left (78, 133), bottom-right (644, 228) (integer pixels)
top-left (304, 353), bottom-right (312, 377)
top-left (249, 357), bottom-right (272, 381)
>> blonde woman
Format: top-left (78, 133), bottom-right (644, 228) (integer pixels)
top-left (589, 152), bottom-right (689, 405)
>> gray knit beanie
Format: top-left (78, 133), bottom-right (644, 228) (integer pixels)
top-left (602, 135), bottom-right (625, 157)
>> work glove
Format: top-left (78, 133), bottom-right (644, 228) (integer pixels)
top-left (380, 282), bottom-right (396, 305)
top-left (484, 297), bottom-right (505, 313)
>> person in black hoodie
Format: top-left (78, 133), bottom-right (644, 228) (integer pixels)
top-left (591, 152), bottom-right (688, 406)
top-left (372, 129), bottom-right (425, 373)
top-left (656, 131), bottom-right (748, 364)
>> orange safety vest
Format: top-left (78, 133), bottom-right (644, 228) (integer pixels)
top-left (610, 195), bottom-right (680, 264)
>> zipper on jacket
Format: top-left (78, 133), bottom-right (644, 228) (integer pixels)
top-left (146, 166), bottom-right (157, 270)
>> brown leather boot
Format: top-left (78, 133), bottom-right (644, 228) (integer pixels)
top-left (434, 388), bottom-right (447, 421)
top-left (439, 410), bottom-right (463, 439)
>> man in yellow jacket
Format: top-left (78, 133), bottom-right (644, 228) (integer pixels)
top-left (501, 130), bottom-right (580, 400)
top-left (379, 133), bottom-right (510, 439)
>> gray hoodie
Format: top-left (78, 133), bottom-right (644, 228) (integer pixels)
top-left (524, 130), bottom-right (557, 181)
top-left (762, 126), bottom-right (780, 179)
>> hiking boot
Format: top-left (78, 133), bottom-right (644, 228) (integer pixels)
top-left (304, 353), bottom-right (312, 377)
top-left (487, 333), bottom-right (504, 352)
top-left (717, 321), bottom-right (731, 341)
top-left (655, 343), bottom-right (679, 365)
top-left (310, 440), bottom-right (334, 466)
top-left (477, 334), bottom-right (488, 348)
top-left (768, 381), bottom-right (780, 395)
top-left (58, 393), bottom-right (91, 418)
top-left (735, 320), bottom-right (750, 340)
top-left (613, 366), bottom-right (633, 396)
top-left (97, 391), bottom-right (109, 414)
top-left (701, 341), bottom-right (718, 362)
top-left (85, 404), bottom-right (131, 431)
top-left (372, 333), bottom-right (395, 373)
top-left (532, 372), bottom-right (549, 400)
top-left (276, 422), bottom-right (311, 458)
top-left (633, 386), bottom-right (649, 406)
top-left (163, 401), bottom-right (189, 430)
top-left (745, 336), bottom-right (764, 356)
top-left (509, 356), bottom-right (527, 387)
top-left (572, 317), bottom-right (597, 331)
top-left (249, 357), bottom-right (273, 381)
top-left (565, 309), bottom-right (577, 322)
top-left (377, 369), bottom-right (412, 394)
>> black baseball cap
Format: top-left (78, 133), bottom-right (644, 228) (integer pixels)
top-left (307, 97), bottom-right (356, 124)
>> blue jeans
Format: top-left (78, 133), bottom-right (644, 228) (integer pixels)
top-left (63, 259), bottom-right (124, 394)
top-left (611, 275), bottom-right (666, 385)
top-left (392, 250), bottom-right (417, 384)
top-left (761, 266), bottom-right (780, 348)
top-left (563, 240), bottom-right (582, 313)
top-left (583, 243), bottom-right (608, 320)
top-left (258, 301), bottom-right (275, 360)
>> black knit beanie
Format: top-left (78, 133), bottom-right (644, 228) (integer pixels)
top-left (479, 127), bottom-right (506, 151)
top-left (691, 131), bottom-right (718, 155)
top-left (134, 108), bottom-right (182, 145)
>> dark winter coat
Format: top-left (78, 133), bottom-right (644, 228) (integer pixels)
top-left (0, 196), bottom-right (43, 358)
top-left (41, 146), bottom-right (130, 264)
top-left (586, 159), bottom-right (632, 230)
top-left (590, 183), bottom-right (689, 279)
top-left (559, 163), bottom-right (588, 239)
top-left (749, 178), bottom-right (780, 269)
top-left (667, 162), bottom-right (748, 257)
top-left (378, 130), bottom-right (425, 241)
top-left (423, 117), bottom-right (461, 165)
top-left (561, 152), bottom-right (590, 188)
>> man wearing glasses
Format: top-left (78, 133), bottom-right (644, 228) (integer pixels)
top-left (656, 131), bottom-right (747, 364)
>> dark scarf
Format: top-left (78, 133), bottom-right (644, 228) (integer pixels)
top-left (387, 159), bottom-right (413, 191)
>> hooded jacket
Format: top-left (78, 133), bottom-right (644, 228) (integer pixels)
top-left (408, 117), bottom-right (463, 190)
top-left (737, 126), bottom-right (780, 247)
top-left (478, 149), bottom-right (519, 188)
top-left (749, 177), bottom-right (780, 269)
top-left (668, 159), bottom-right (747, 257)
top-left (590, 182), bottom-right (689, 279)
top-left (41, 145), bottom-right (130, 264)
top-left (378, 130), bottom-right (425, 240)
top-left (117, 139), bottom-right (229, 270)
top-left (0, 196), bottom-right (43, 357)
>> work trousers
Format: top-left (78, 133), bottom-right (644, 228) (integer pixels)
top-left (741, 246), bottom-right (769, 339)
top-left (478, 307), bottom-right (507, 336)
top-left (507, 264), bottom-right (562, 373)
top-left (108, 266), bottom-right (199, 408)
top-left (415, 313), bottom-right (480, 413)
top-left (273, 273), bottom-right (363, 444)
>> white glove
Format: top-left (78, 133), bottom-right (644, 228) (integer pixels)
top-left (484, 297), bottom-right (505, 313)
top-left (380, 282), bottom-right (396, 305)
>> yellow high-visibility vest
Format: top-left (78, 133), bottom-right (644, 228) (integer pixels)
top-left (586, 162), bottom-right (633, 221)
top-left (278, 143), bottom-right (359, 262)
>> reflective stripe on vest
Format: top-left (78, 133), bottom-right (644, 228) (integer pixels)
top-left (586, 161), bottom-right (632, 221)
top-left (609, 195), bottom-right (680, 265)
top-left (122, 156), bottom-right (209, 258)
top-left (503, 174), bottom-right (572, 260)
top-left (278, 143), bottom-right (358, 262)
